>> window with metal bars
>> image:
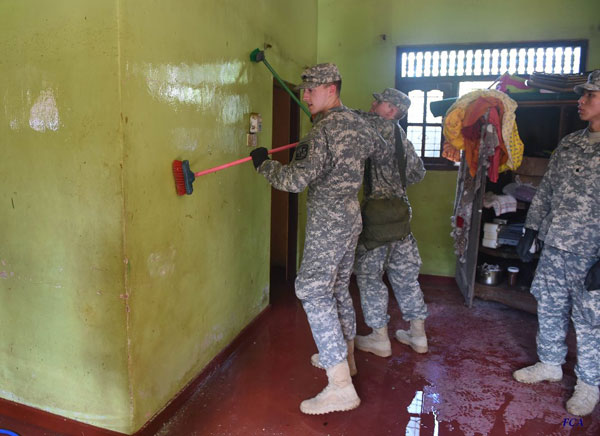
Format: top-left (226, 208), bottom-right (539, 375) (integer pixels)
top-left (395, 40), bottom-right (588, 169)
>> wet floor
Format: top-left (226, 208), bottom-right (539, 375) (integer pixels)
top-left (1, 271), bottom-right (598, 435)
top-left (151, 271), bottom-right (599, 436)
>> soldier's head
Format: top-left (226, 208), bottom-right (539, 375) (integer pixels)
top-left (575, 70), bottom-right (600, 128)
top-left (297, 63), bottom-right (342, 115)
top-left (370, 88), bottom-right (410, 121)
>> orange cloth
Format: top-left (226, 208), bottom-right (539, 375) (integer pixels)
top-left (461, 97), bottom-right (509, 178)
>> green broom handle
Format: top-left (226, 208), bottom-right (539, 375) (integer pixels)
top-left (262, 59), bottom-right (312, 119)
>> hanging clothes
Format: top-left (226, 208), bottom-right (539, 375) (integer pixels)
top-left (461, 96), bottom-right (507, 181)
top-left (442, 89), bottom-right (524, 175)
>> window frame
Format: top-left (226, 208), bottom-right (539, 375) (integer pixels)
top-left (395, 40), bottom-right (588, 170)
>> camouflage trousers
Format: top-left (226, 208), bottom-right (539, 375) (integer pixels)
top-left (295, 197), bottom-right (361, 369)
top-left (354, 234), bottom-right (428, 329)
top-left (531, 245), bottom-right (600, 385)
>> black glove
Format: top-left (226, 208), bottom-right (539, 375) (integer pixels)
top-left (250, 147), bottom-right (269, 170)
top-left (516, 228), bottom-right (538, 262)
top-left (585, 259), bottom-right (600, 291)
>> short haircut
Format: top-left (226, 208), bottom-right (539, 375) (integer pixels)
top-left (327, 80), bottom-right (342, 96)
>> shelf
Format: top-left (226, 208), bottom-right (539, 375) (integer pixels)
top-left (479, 245), bottom-right (519, 259)
top-left (479, 244), bottom-right (540, 260)
top-left (474, 282), bottom-right (537, 314)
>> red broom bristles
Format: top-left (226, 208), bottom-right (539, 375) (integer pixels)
top-left (172, 142), bottom-right (298, 196)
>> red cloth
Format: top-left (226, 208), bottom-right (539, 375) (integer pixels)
top-left (460, 97), bottom-right (509, 179)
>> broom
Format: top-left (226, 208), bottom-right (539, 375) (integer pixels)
top-left (172, 141), bottom-right (298, 195)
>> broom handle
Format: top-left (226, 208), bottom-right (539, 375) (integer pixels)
top-left (262, 59), bottom-right (312, 119)
top-left (193, 142), bottom-right (299, 177)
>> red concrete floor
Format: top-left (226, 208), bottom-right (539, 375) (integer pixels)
top-left (150, 270), bottom-right (599, 436)
top-left (1, 270), bottom-right (599, 435)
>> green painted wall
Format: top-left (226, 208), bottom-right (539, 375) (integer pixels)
top-left (1, 0), bottom-right (316, 433)
top-left (0, 1), bottom-right (131, 431)
top-left (318, 0), bottom-right (600, 277)
top-left (119, 0), bottom-right (316, 431)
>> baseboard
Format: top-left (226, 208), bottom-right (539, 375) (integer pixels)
top-left (0, 305), bottom-right (272, 436)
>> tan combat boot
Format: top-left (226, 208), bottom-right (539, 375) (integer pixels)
top-left (512, 362), bottom-right (562, 384)
top-left (566, 379), bottom-right (599, 416)
top-left (354, 326), bottom-right (392, 357)
top-left (300, 361), bottom-right (360, 415)
top-left (310, 340), bottom-right (357, 376)
top-left (395, 319), bottom-right (428, 353)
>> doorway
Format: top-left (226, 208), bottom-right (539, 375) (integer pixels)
top-left (270, 79), bottom-right (300, 288)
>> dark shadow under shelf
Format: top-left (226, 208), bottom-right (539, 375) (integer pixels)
top-left (474, 282), bottom-right (537, 314)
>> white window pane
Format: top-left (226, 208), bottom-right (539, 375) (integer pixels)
top-left (544, 48), bottom-right (554, 73)
top-left (440, 51), bottom-right (448, 76)
top-left (518, 48), bottom-right (527, 74)
top-left (564, 47), bottom-right (573, 74)
top-left (407, 90), bottom-right (424, 123)
top-left (457, 50), bottom-right (465, 76)
top-left (573, 47), bottom-right (581, 73)
top-left (416, 52), bottom-right (424, 77)
top-left (407, 126), bottom-right (423, 156)
top-left (424, 51), bottom-right (432, 77)
top-left (426, 90), bottom-right (443, 123)
top-left (432, 51), bottom-right (440, 76)
top-left (474, 49), bottom-right (483, 76)
top-left (458, 81), bottom-right (495, 97)
top-left (424, 126), bottom-right (441, 157)
top-left (465, 50), bottom-right (474, 76)
top-left (526, 48), bottom-right (536, 74)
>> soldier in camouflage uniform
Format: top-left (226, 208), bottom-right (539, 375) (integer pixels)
top-left (249, 63), bottom-right (390, 415)
top-left (513, 70), bottom-right (600, 417)
top-left (351, 89), bottom-right (429, 357)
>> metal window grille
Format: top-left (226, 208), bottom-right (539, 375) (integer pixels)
top-left (399, 41), bottom-right (587, 78)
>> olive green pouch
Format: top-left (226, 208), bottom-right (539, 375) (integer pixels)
top-left (360, 196), bottom-right (411, 250)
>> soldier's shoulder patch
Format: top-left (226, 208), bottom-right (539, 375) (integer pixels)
top-left (295, 142), bottom-right (309, 161)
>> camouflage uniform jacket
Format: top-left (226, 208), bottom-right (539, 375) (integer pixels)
top-left (525, 129), bottom-right (600, 257)
top-left (356, 111), bottom-right (426, 200)
top-left (258, 106), bottom-right (390, 200)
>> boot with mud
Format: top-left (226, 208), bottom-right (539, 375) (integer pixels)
top-left (354, 326), bottom-right (392, 357)
top-left (566, 379), bottom-right (599, 416)
top-left (395, 319), bottom-right (428, 353)
top-left (512, 361), bottom-right (562, 384)
top-left (300, 361), bottom-right (360, 415)
top-left (311, 340), bottom-right (357, 376)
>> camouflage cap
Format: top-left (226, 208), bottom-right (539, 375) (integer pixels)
top-left (296, 63), bottom-right (342, 90)
top-left (373, 88), bottom-right (411, 115)
top-left (574, 70), bottom-right (600, 95)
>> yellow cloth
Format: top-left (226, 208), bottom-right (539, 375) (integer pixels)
top-left (499, 121), bottom-right (524, 172)
top-left (443, 107), bottom-right (465, 151)
top-left (442, 89), bottom-right (524, 173)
